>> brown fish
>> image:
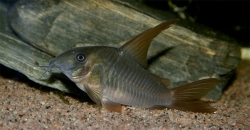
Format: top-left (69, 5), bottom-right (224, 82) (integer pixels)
top-left (41, 19), bottom-right (219, 113)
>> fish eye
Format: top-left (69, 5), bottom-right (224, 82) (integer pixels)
top-left (75, 53), bottom-right (86, 62)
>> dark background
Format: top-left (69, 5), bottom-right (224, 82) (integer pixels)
top-left (2, 0), bottom-right (249, 47)
top-left (142, 0), bottom-right (249, 47)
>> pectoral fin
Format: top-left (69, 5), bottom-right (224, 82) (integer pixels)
top-left (101, 98), bottom-right (122, 113)
top-left (119, 19), bottom-right (178, 68)
top-left (84, 84), bottom-right (102, 106)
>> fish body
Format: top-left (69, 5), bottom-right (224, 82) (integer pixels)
top-left (43, 19), bottom-right (219, 113)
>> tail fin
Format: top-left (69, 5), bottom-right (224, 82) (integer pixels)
top-left (169, 78), bottom-right (220, 113)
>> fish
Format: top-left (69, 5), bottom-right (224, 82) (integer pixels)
top-left (41, 19), bottom-right (219, 113)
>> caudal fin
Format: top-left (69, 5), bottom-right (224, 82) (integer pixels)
top-left (169, 78), bottom-right (220, 113)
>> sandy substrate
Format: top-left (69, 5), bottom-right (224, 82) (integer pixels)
top-left (0, 60), bottom-right (249, 130)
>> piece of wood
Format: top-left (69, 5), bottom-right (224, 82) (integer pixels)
top-left (0, 0), bottom-right (241, 100)
top-left (0, 2), bottom-right (81, 94)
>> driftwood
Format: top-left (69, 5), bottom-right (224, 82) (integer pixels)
top-left (0, 0), bottom-right (241, 100)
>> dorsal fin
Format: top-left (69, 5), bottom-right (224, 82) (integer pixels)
top-left (119, 19), bottom-right (178, 68)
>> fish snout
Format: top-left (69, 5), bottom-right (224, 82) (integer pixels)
top-left (38, 59), bottom-right (58, 80)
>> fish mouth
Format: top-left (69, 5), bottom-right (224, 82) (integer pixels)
top-left (71, 76), bottom-right (85, 82)
top-left (70, 67), bottom-right (90, 82)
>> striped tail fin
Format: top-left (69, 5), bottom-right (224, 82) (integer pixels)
top-left (169, 78), bottom-right (220, 113)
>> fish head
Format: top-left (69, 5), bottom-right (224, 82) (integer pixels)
top-left (41, 46), bottom-right (112, 82)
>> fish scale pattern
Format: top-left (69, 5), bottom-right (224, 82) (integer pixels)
top-left (102, 49), bottom-right (171, 108)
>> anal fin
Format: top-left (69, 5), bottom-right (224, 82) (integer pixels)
top-left (148, 105), bottom-right (166, 110)
top-left (102, 98), bottom-right (122, 113)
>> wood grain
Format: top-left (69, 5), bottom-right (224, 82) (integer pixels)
top-left (0, 0), bottom-right (241, 100)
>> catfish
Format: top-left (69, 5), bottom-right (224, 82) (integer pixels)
top-left (41, 19), bottom-right (219, 113)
